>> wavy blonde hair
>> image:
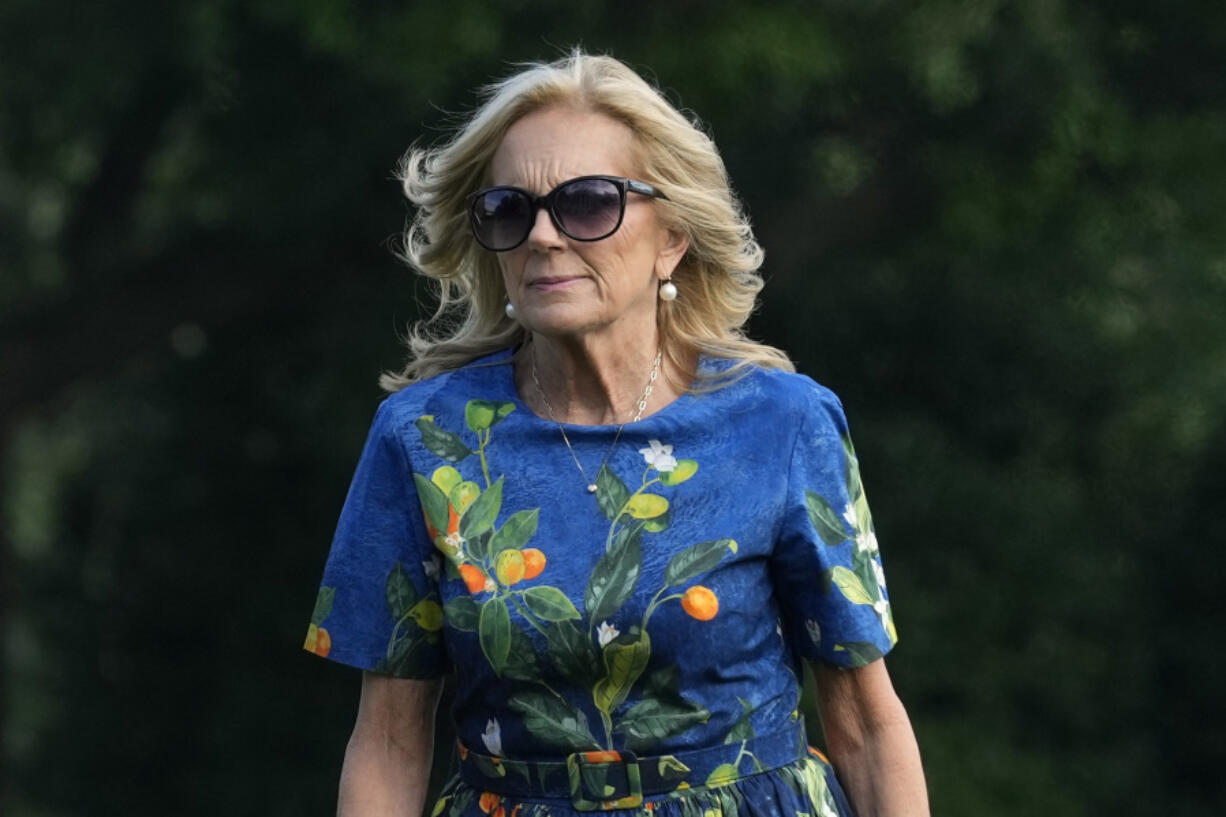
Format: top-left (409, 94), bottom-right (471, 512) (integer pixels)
top-left (381, 49), bottom-right (794, 391)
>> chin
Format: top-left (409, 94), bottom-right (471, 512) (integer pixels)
top-left (519, 303), bottom-right (607, 338)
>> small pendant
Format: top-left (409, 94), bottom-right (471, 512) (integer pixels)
top-left (587, 484), bottom-right (598, 494)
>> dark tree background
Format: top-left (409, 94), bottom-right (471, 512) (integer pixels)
top-left (3, 1), bottom-right (1224, 815)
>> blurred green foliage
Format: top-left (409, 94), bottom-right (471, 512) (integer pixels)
top-left (3, 1), bottom-right (1224, 815)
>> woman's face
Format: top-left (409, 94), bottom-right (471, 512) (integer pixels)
top-left (487, 106), bottom-right (687, 342)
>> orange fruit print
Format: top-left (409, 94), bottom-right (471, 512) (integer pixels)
top-left (521, 547), bottom-right (546, 579)
top-left (681, 586), bottom-right (719, 621)
top-left (459, 564), bottom-right (487, 594)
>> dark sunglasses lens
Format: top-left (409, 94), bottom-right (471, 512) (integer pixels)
top-left (553, 178), bottom-right (623, 240)
top-left (472, 189), bottom-right (532, 249)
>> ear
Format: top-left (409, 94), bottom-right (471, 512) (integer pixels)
top-left (655, 228), bottom-right (691, 280)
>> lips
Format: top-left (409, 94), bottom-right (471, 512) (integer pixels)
top-left (527, 275), bottom-right (585, 290)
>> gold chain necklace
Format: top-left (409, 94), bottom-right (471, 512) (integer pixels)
top-left (529, 347), bottom-right (662, 494)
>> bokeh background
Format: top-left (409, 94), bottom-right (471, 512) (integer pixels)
top-left (3, 1), bottom-right (1225, 815)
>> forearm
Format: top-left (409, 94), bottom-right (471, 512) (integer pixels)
top-left (813, 660), bottom-right (928, 817)
top-left (827, 709), bottom-right (928, 817)
top-left (338, 674), bottom-right (443, 817)
top-left (337, 726), bottom-right (433, 817)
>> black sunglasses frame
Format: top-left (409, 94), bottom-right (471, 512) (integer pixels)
top-left (466, 175), bottom-right (668, 252)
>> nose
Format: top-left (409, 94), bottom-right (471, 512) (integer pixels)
top-left (525, 206), bottom-right (565, 251)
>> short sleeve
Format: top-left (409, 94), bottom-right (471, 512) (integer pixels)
top-left (303, 399), bottom-right (449, 678)
top-left (771, 385), bottom-right (898, 668)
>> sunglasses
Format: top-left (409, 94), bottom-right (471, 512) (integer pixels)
top-left (467, 175), bottom-right (668, 252)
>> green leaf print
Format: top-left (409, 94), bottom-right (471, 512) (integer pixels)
top-left (724, 697), bottom-right (755, 744)
top-left (595, 464), bottom-right (630, 523)
top-left (593, 631), bottom-right (652, 714)
top-left (503, 626), bottom-right (542, 682)
top-left (416, 416), bottom-right (473, 463)
top-left (828, 566), bottom-right (875, 605)
top-left (705, 763), bottom-right (740, 787)
top-left (636, 664), bottom-right (716, 748)
top-left (522, 586), bottom-right (581, 621)
top-left (467, 530), bottom-right (491, 562)
top-left (842, 434), bottom-right (860, 493)
top-left (383, 630), bottom-right (424, 675)
top-left (853, 549), bottom-right (881, 600)
top-left (459, 476), bottom-right (503, 540)
top-left (616, 695), bottom-right (710, 747)
top-left (584, 523), bottom-right (643, 626)
top-left (805, 491), bottom-right (849, 546)
top-left (385, 561), bottom-right (418, 619)
top-left (412, 473), bottom-right (450, 535)
top-left (834, 641), bottom-right (885, 667)
top-left (508, 691), bottom-right (601, 751)
top-left (479, 596), bottom-right (511, 675)
top-left (644, 664), bottom-right (681, 698)
top-left (643, 508), bottom-right (671, 533)
top-left (489, 508), bottom-right (539, 557)
top-left (444, 596), bottom-right (480, 631)
top-left (656, 755), bottom-right (691, 781)
top-left (545, 620), bottom-right (600, 687)
top-left (310, 586), bottom-right (334, 626)
top-left (851, 484), bottom-right (872, 537)
top-left (663, 539), bottom-right (737, 587)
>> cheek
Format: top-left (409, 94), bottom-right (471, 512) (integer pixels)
top-left (497, 253), bottom-right (526, 286)
top-left (596, 228), bottom-right (660, 279)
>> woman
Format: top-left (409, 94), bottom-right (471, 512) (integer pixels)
top-left (305, 51), bottom-right (929, 817)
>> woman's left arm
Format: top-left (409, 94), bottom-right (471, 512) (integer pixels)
top-left (811, 658), bottom-right (929, 817)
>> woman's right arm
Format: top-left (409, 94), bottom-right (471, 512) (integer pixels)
top-left (338, 671), bottom-right (444, 817)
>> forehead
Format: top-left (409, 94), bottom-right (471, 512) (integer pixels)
top-left (489, 106), bottom-right (640, 188)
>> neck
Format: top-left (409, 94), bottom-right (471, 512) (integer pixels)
top-left (518, 332), bottom-right (686, 426)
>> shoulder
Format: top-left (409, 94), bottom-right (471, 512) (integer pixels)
top-left (727, 364), bottom-right (850, 438)
top-left (377, 348), bottom-right (515, 436)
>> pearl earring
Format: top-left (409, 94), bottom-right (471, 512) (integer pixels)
top-left (659, 278), bottom-right (678, 302)
top-left (504, 301), bottom-right (517, 319)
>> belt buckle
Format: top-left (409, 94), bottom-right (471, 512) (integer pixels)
top-left (566, 749), bottom-right (643, 811)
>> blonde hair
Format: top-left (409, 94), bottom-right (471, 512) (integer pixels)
top-left (381, 49), bottom-right (794, 391)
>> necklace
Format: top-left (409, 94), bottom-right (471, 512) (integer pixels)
top-left (529, 347), bottom-right (662, 494)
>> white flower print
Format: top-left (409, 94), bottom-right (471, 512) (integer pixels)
top-left (638, 439), bottom-right (678, 473)
top-left (596, 620), bottom-right (620, 647)
top-left (481, 718), bottom-right (502, 756)
top-left (872, 559), bottom-right (887, 589)
top-left (445, 531), bottom-right (464, 551)
top-left (422, 555), bottom-right (441, 582)
top-left (873, 598), bottom-right (891, 630)
top-left (856, 530), bottom-right (879, 555)
top-left (842, 502), bottom-right (858, 528)
top-left (805, 618), bottom-right (822, 647)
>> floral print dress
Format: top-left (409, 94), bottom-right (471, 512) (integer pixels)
top-left (305, 349), bottom-right (897, 817)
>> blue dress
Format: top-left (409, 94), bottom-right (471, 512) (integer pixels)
top-left (305, 349), bottom-right (898, 816)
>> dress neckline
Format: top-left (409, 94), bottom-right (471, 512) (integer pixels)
top-left (480, 346), bottom-right (697, 432)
